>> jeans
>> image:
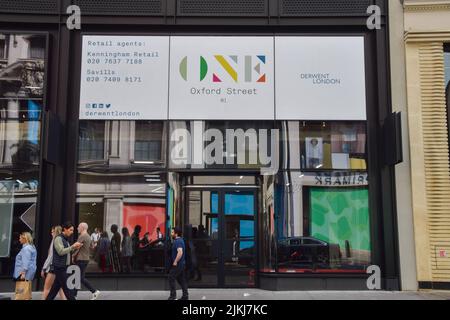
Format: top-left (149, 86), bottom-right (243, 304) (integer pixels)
top-left (74, 261), bottom-right (96, 296)
top-left (46, 267), bottom-right (75, 300)
top-left (168, 264), bottom-right (188, 298)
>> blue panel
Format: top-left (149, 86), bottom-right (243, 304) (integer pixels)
top-left (211, 218), bottom-right (218, 239)
top-left (240, 220), bottom-right (254, 238)
top-left (240, 240), bottom-right (254, 251)
top-left (27, 100), bottom-right (40, 145)
top-left (225, 193), bottom-right (254, 216)
top-left (211, 192), bottom-right (218, 214)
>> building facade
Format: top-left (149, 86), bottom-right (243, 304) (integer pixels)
top-left (395, 0), bottom-right (450, 290)
top-left (0, 0), bottom-right (403, 291)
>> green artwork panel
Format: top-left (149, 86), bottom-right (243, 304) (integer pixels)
top-left (310, 188), bottom-right (371, 252)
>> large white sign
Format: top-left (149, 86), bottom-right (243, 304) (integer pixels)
top-left (275, 37), bottom-right (367, 120)
top-left (169, 36), bottom-right (275, 120)
top-left (79, 36), bottom-right (169, 120)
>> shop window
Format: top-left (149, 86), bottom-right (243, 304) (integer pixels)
top-left (169, 120), bottom-right (275, 170)
top-left (0, 34), bottom-right (45, 278)
top-left (77, 120), bottom-right (168, 274)
top-left (259, 120), bottom-right (370, 274)
top-left (76, 173), bottom-right (167, 274)
top-left (282, 121), bottom-right (367, 171)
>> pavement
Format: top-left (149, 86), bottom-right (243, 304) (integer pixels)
top-left (1, 289), bottom-right (450, 300)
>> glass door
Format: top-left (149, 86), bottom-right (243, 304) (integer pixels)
top-left (222, 190), bottom-right (256, 287)
top-left (185, 187), bottom-right (257, 288)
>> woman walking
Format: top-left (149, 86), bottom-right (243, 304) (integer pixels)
top-left (13, 232), bottom-right (37, 300)
top-left (41, 226), bottom-right (66, 300)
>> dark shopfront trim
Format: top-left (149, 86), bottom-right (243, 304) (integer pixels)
top-left (419, 281), bottom-right (450, 291)
top-left (0, 0), bottom-right (401, 291)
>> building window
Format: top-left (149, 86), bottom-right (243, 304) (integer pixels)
top-left (78, 121), bottom-right (106, 162)
top-left (0, 34), bottom-right (45, 278)
top-left (134, 121), bottom-right (166, 163)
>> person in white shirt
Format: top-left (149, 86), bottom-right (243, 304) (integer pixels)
top-left (90, 228), bottom-right (101, 248)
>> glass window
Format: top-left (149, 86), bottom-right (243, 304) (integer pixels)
top-left (76, 120), bottom-right (167, 274)
top-left (169, 120), bottom-right (276, 170)
top-left (259, 120), bottom-right (371, 274)
top-left (282, 121), bottom-right (367, 171)
top-left (0, 34), bottom-right (45, 278)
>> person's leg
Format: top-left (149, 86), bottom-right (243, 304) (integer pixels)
top-left (45, 269), bottom-right (63, 300)
top-left (168, 266), bottom-right (178, 299)
top-left (58, 289), bottom-right (67, 300)
top-left (100, 254), bottom-right (106, 272)
top-left (59, 268), bottom-right (76, 301)
top-left (176, 266), bottom-right (189, 299)
top-left (78, 261), bottom-right (96, 293)
top-left (42, 273), bottom-right (53, 300)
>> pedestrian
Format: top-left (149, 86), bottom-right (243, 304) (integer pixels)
top-left (110, 224), bottom-right (122, 273)
top-left (167, 227), bottom-right (188, 300)
top-left (41, 226), bottom-right (66, 300)
top-left (73, 222), bottom-right (101, 300)
top-left (121, 227), bottom-right (132, 273)
top-left (90, 228), bottom-right (101, 248)
top-left (13, 232), bottom-right (37, 300)
top-left (98, 231), bottom-right (112, 273)
top-left (45, 222), bottom-right (82, 300)
top-left (131, 225), bottom-right (142, 270)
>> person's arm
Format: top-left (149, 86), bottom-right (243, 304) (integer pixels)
top-left (54, 236), bottom-right (76, 256)
top-left (42, 243), bottom-right (53, 274)
top-left (19, 247), bottom-right (32, 278)
top-left (173, 245), bottom-right (183, 266)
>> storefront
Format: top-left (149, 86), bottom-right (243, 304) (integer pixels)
top-left (0, 0), bottom-right (401, 291)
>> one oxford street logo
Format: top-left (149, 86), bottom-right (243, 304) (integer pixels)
top-left (179, 55), bottom-right (267, 83)
top-left (170, 122), bottom-right (279, 175)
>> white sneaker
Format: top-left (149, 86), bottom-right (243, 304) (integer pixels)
top-left (91, 290), bottom-right (101, 300)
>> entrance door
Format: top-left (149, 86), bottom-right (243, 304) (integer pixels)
top-left (185, 187), bottom-right (257, 288)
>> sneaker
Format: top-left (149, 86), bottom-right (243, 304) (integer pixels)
top-left (168, 296), bottom-right (176, 300)
top-left (180, 296), bottom-right (189, 300)
top-left (91, 290), bottom-right (101, 300)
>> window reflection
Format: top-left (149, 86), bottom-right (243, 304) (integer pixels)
top-left (77, 120), bottom-right (167, 274)
top-left (259, 121), bottom-right (371, 274)
top-left (282, 121), bottom-right (367, 171)
top-left (0, 33), bottom-right (44, 277)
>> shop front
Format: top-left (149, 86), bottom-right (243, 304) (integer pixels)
top-left (0, 0), bottom-right (401, 292)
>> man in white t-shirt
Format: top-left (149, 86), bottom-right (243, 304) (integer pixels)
top-left (90, 228), bottom-right (100, 248)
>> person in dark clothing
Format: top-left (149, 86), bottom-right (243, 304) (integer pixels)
top-left (110, 224), bottom-right (122, 273)
top-left (131, 225), bottom-right (143, 271)
top-left (46, 222), bottom-right (82, 300)
top-left (167, 227), bottom-right (188, 300)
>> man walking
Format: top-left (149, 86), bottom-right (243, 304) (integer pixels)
top-left (168, 227), bottom-right (188, 300)
top-left (46, 222), bottom-right (82, 300)
top-left (74, 222), bottom-right (101, 300)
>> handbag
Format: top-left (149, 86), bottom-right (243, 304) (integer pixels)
top-left (14, 280), bottom-right (32, 300)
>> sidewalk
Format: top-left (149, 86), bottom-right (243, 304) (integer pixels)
top-left (2, 289), bottom-right (450, 300)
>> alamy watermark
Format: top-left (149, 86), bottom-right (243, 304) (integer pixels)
top-left (67, 5), bottom-right (381, 31)
top-left (66, 5), bottom-right (81, 30)
top-left (170, 126), bottom-right (280, 175)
